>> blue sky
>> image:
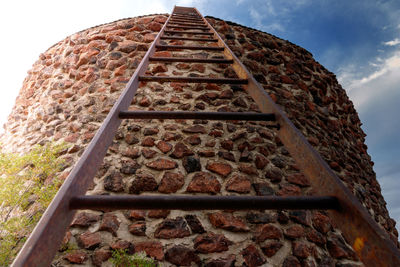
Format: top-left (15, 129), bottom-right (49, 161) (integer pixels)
top-left (0, 0), bottom-right (399, 231)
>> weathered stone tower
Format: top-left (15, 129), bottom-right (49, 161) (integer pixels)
top-left (1, 12), bottom-right (398, 266)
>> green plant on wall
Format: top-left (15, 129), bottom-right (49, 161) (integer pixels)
top-left (0, 142), bottom-right (67, 266)
top-left (110, 250), bottom-right (158, 267)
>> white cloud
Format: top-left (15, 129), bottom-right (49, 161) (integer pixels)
top-left (249, 7), bottom-right (263, 27)
top-left (338, 50), bottom-right (400, 110)
top-left (249, 5), bottom-right (284, 32)
top-left (384, 38), bottom-right (400, 46)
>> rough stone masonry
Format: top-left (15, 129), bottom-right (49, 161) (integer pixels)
top-left (0, 13), bottom-right (398, 266)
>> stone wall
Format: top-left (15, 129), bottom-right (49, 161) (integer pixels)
top-left (0, 13), bottom-right (397, 266)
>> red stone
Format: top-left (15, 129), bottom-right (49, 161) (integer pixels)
top-left (65, 133), bottom-right (79, 143)
top-left (239, 163), bottom-right (258, 175)
top-left (128, 222), bottom-right (146, 236)
top-left (209, 212), bottom-right (249, 232)
top-left (287, 173), bottom-right (311, 187)
top-left (327, 236), bottom-right (353, 259)
top-left (253, 183), bottom-right (274, 196)
top-left (312, 211), bottom-right (332, 234)
top-left (139, 96), bottom-right (151, 107)
top-left (225, 174), bottom-right (251, 193)
top-left (76, 53), bottom-right (89, 68)
top-left (241, 244), bottom-right (266, 267)
top-left (176, 63), bottom-right (191, 70)
top-left (141, 136), bottom-right (155, 146)
top-left (205, 83), bottom-right (221, 91)
top-left (209, 130), bottom-right (224, 137)
top-left (156, 141), bottom-right (173, 153)
top-left (158, 172), bottom-right (185, 193)
top-left (194, 233), bottom-right (232, 253)
top-left (277, 184), bottom-right (302, 196)
top-left (144, 33), bottom-right (156, 42)
top-left (92, 248), bottom-right (112, 266)
top-left (128, 210), bottom-right (146, 220)
top-left (114, 65), bottom-right (126, 76)
top-left (306, 229), bottom-right (326, 246)
top-left (154, 15), bottom-right (167, 23)
top-left (255, 154), bottom-right (269, 169)
top-left (220, 140), bottom-right (234, 150)
top-left (281, 75), bottom-right (294, 84)
top-left (71, 212), bottom-right (100, 227)
top-left (119, 41), bottom-right (137, 53)
top-left (284, 224), bottom-right (305, 239)
top-left (218, 151), bottom-right (235, 162)
top-left (268, 66), bottom-right (280, 74)
top-left (183, 125), bottom-right (207, 134)
top-left (129, 172), bottom-right (158, 194)
top-left (143, 127), bottom-right (159, 136)
top-left (185, 135), bottom-right (201, 145)
top-left (148, 22), bottom-right (163, 31)
top-left (171, 142), bottom-right (194, 158)
top-left (231, 131), bottom-right (247, 141)
top-left (186, 172), bottom-right (221, 194)
top-left (154, 51), bottom-right (172, 57)
top-left (111, 240), bottom-right (134, 254)
top-left (206, 161), bottom-right (232, 177)
top-left (190, 64), bottom-right (206, 73)
top-left (219, 89), bottom-right (234, 99)
top-left (120, 159), bottom-right (140, 174)
top-left (184, 215), bottom-right (205, 234)
top-left (99, 213), bottom-right (120, 236)
top-left (125, 133), bottom-right (139, 145)
top-left (289, 210), bottom-right (311, 226)
top-left (198, 150), bottom-right (215, 157)
top-left (64, 250), bottom-right (87, 264)
top-left (152, 64), bottom-right (168, 73)
top-left (103, 171), bottom-right (124, 192)
top-left (254, 224), bottom-right (283, 242)
top-left (282, 256), bottom-right (301, 267)
top-left (148, 209), bottom-right (170, 218)
top-left (141, 148), bottom-right (156, 159)
top-left (163, 132), bottom-right (182, 141)
top-left (135, 241), bottom-right (164, 260)
top-left (146, 158), bottom-right (178, 170)
top-left (77, 232), bottom-right (101, 249)
top-left (261, 240), bottom-right (283, 257)
top-left (154, 217), bottom-right (191, 239)
top-left (293, 241), bottom-right (312, 258)
top-left (165, 245), bottom-right (201, 266)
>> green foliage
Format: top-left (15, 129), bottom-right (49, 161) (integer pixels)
top-left (0, 142), bottom-right (67, 266)
top-left (110, 249), bottom-right (158, 267)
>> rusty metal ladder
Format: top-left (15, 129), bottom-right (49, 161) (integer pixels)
top-left (12, 6), bottom-right (400, 267)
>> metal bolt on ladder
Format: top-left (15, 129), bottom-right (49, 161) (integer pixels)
top-left (12, 5), bottom-right (400, 267)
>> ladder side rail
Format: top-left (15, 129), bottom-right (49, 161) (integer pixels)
top-left (194, 7), bottom-right (400, 267)
top-left (11, 12), bottom-right (174, 267)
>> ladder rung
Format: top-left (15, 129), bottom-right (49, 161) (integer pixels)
top-left (139, 76), bottom-right (248, 84)
top-left (164, 30), bottom-right (213, 35)
top-left (173, 12), bottom-right (199, 16)
top-left (156, 44), bottom-right (223, 51)
top-left (160, 36), bottom-right (218, 42)
top-left (70, 195), bottom-right (340, 211)
top-left (169, 19), bottom-right (204, 23)
top-left (168, 22), bottom-right (207, 27)
top-left (149, 56), bottom-right (233, 63)
top-left (119, 111), bottom-right (275, 121)
top-left (172, 15), bottom-right (201, 19)
top-left (166, 25), bottom-right (209, 30)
